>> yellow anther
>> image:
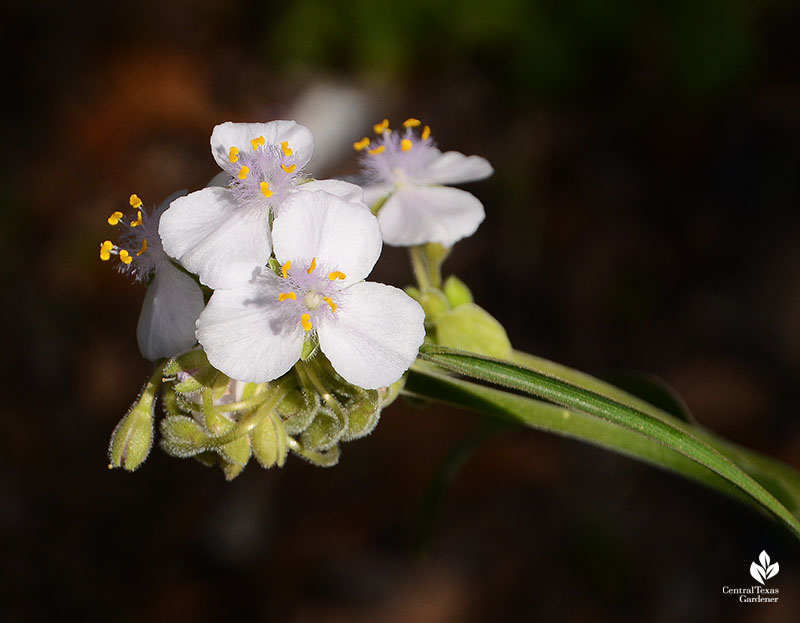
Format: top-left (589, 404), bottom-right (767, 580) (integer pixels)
top-left (129, 194), bottom-right (143, 209)
top-left (260, 181), bottom-right (273, 198)
top-left (401, 139), bottom-right (413, 152)
top-left (99, 240), bottom-right (114, 261)
top-left (136, 238), bottom-right (148, 256)
top-left (107, 211), bottom-right (124, 226)
top-left (281, 260), bottom-right (292, 279)
top-left (251, 136), bottom-right (265, 151)
top-left (301, 313), bottom-right (313, 332)
top-left (323, 297), bottom-right (337, 313)
top-left (281, 164), bottom-right (296, 173)
top-left (328, 271), bottom-right (346, 281)
top-left (119, 250), bottom-right (132, 265)
top-left (237, 166), bottom-right (250, 180)
top-left (421, 125), bottom-right (431, 140)
top-left (130, 210), bottom-right (143, 227)
top-left (373, 118), bottom-right (390, 134)
top-left (307, 257), bottom-right (317, 274)
top-left (353, 137), bottom-right (370, 151)
top-left (278, 292), bottom-right (297, 302)
top-left (403, 118), bottom-right (421, 128)
top-left (368, 145), bottom-right (386, 156)
top-left (281, 141), bottom-right (293, 157)
top-left (229, 146), bottom-right (239, 163)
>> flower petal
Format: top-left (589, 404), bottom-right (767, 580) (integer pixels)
top-left (318, 282), bottom-right (425, 389)
top-left (159, 187), bottom-right (271, 289)
top-left (196, 272), bottom-right (305, 383)
top-left (422, 150), bottom-right (493, 185)
top-left (298, 179), bottom-right (366, 206)
top-left (136, 261), bottom-right (205, 361)
top-left (272, 190), bottom-right (382, 283)
top-left (362, 184), bottom-right (394, 208)
top-left (377, 185), bottom-right (485, 247)
top-left (211, 121), bottom-right (315, 173)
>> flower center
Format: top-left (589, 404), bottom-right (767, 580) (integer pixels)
top-left (277, 258), bottom-right (344, 332)
top-left (354, 117), bottom-right (438, 186)
top-left (99, 193), bottom-right (166, 281)
top-left (228, 138), bottom-right (302, 207)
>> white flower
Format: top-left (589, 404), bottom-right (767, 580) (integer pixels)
top-left (159, 121), bottom-right (366, 290)
top-left (357, 118), bottom-right (493, 247)
top-left (196, 191), bottom-right (426, 389)
top-left (100, 191), bottom-right (205, 361)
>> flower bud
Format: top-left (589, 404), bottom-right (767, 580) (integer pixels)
top-left (107, 368), bottom-right (162, 471)
top-left (443, 275), bottom-right (473, 307)
top-left (160, 415), bottom-right (209, 458)
top-left (435, 303), bottom-right (512, 359)
top-left (251, 411), bottom-right (289, 468)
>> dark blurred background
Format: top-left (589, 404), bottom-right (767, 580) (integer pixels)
top-left (2, 0), bottom-right (800, 620)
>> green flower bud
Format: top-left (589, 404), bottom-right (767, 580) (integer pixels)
top-left (443, 275), bottom-right (473, 307)
top-left (435, 303), bottom-right (512, 359)
top-left (160, 415), bottom-right (209, 458)
top-left (251, 411), bottom-right (289, 468)
top-left (107, 367), bottom-right (162, 471)
top-left (419, 288), bottom-right (451, 322)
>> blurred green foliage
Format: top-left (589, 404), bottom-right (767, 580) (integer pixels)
top-left (269, 0), bottom-right (784, 100)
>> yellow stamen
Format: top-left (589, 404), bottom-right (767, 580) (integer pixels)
top-left (373, 118), bottom-right (390, 134)
top-left (307, 257), bottom-right (317, 274)
top-left (99, 240), bottom-right (114, 261)
top-left (281, 164), bottom-right (296, 173)
top-left (328, 271), bottom-right (346, 281)
top-left (301, 313), bottom-right (312, 332)
top-left (129, 194), bottom-right (143, 209)
top-left (281, 141), bottom-right (293, 157)
top-left (260, 181), bottom-right (273, 198)
top-left (278, 292), bottom-right (297, 302)
top-left (130, 210), bottom-right (143, 227)
top-left (229, 146), bottom-right (239, 163)
top-left (251, 136), bottom-right (265, 151)
top-left (107, 211), bottom-right (124, 226)
top-left (281, 260), bottom-right (291, 279)
top-left (403, 118), bottom-right (421, 128)
top-left (119, 250), bottom-right (132, 265)
top-left (323, 297), bottom-right (337, 313)
top-left (368, 145), bottom-right (385, 156)
top-left (421, 125), bottom-right (431, 140)
top-left (353, 137), bottom-right (370, 151)
top-left (136, 238), bottom-right (148, 256)
top-left (401, 138), bottom-right (413, 152)
top-left (237, 166), bottom-right (250, 180)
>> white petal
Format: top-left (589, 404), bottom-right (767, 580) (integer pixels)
top-left (196, 274), bottom-right (305, 383)
top-left (159, 187), bottom-right (271, 290)
top-left (211, 121), bottom-right (315, 172)
top-left (378, 185), bottom-right (485, 247)
top-left (206, 171), bottom-right (230, 188)
top-left (298, 179), bottom-right (366, 206)
top-left (363, 184), bottom-right (394, 207)
top-left (272, 191), bottom-right (382, 284)
top-left (136, 262), bottom-right (205, 361)
top-left (318, 282), bottom-right (425, 389)
top-left (422, 150), bottom-right (493, 185)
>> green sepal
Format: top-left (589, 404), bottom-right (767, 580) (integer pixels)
top-left (301, 406), bottom-right (348, 451)
top-left (163, 349), bottom-right (209, 376)
top-left (443, 275), bottom-right (473, 307)
top-left (379, 375), bottom-right (405, 408)
top-left (370, 194), bottom-right (389, 216)
top-left (300, 334), bottom-right (319, 361)
top-left (268, 257), bottom-right (282, 276)
top-left (435, 303), bottom-right (512, 359)
top-left (193, 451), bottom-right (219, 468)
top-left (342, 389), bottom-right (381, 441)
top-left (218, 434), bottom-right (251, 467)
top-left (290, 442), bottom-right (341, 467)
top-left (404, 286), bottom-right (421, 301)
top-left (161, 384), bottom-right (186, 418)
top-left (160, 415), bottom-right (209, 458)
top-left (252, 412), bottom-right (289, 468)
top-left (222, 459), bottom-right (247, 481)
top-left (277, 376), bottom-right (320, 435)
top-left (211, 372), bottom-right (231, 401)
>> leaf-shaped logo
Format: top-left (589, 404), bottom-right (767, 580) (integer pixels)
top-left (750, 550), bottom-right (779, 585)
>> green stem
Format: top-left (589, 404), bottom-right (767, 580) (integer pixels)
top-left (410, 245), bottom-right (434, 290)
top-left (205, 380), bottom-right (289, 448)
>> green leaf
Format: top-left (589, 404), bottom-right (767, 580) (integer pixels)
top-left (415, 346), bottom-right (800, 540)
